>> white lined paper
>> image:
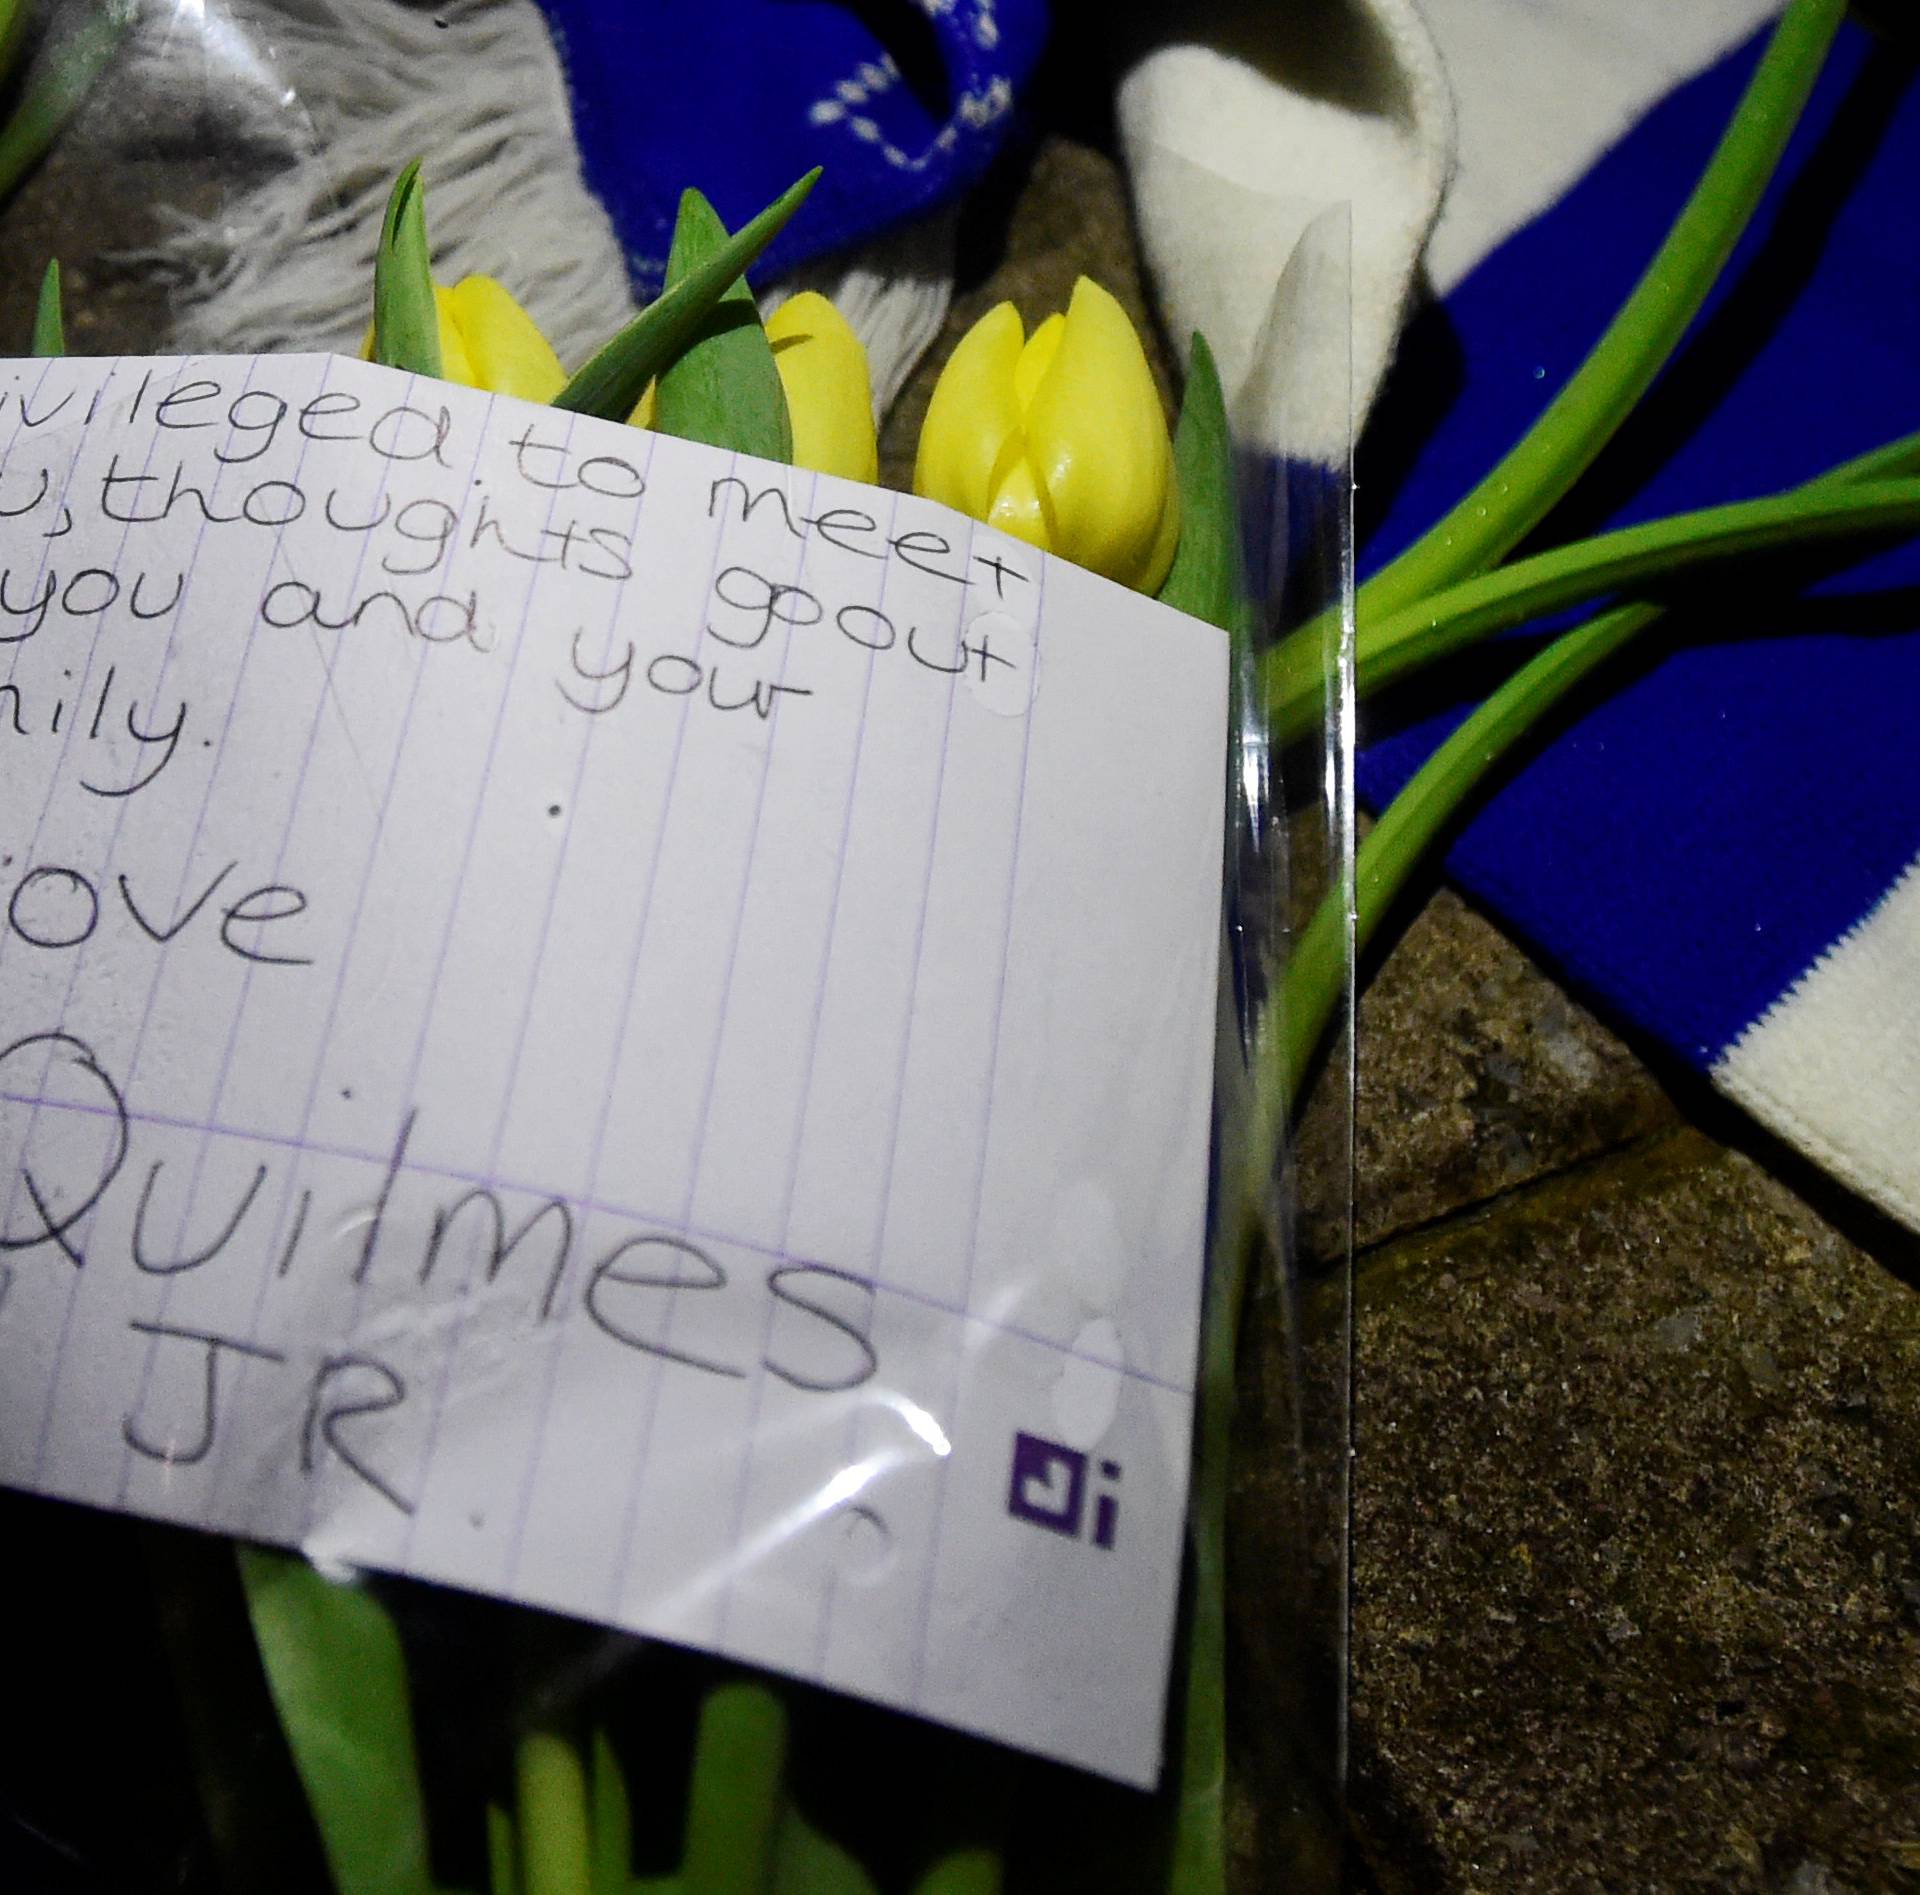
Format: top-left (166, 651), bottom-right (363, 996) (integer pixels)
top-left (0, 354), bottom-right (1224, 1786)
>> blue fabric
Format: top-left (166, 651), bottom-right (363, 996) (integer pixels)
top-left (536, 0), bottom-right (1049, 296)
top-left (1354, 22), bottom-right (1920, 1069)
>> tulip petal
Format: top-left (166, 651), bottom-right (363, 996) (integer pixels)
top-left (1135, 469), bottom-right (1182, 595)
top-left (914, 300), bottom-right (1025, 523)
top-left (1022, 277), bottom-right (1175, 590)
top-left (766, 291), bottom-right (879, 484)
top-left (1012, 312), bottom-right (1065, 417)
top-left (986, 442), bottom-right (1055, 552)
top-left (443, 275), bottom-right (566, 404)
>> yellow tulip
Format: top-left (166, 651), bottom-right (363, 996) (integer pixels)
top-left (912, 277), bottom-right (1179, 594)
top-left (765, 291), bottom-right (879, 482)
top-left (361, 276), bottom-right (567, 403)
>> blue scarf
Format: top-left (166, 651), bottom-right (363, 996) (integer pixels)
top-left (535, 0), bottom-right (1049, 293)
top-left (1357, 22), bottom-right (1919, 1174)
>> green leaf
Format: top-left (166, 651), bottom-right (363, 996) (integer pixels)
top-left (237, 1545), bottom-right (446, 1895)
top-left (553, 170), bottom-right (819, 424)
top-left (1155, 333), bottom-right (1240, 636)
top-left (0, 0), bottom-right (129, 204)
top-left (652, 188), bottom-right (791, 461)
top-left (30, 258), bottom-right (63, 356)
top-left (374, 159), bottom-right (443, 377)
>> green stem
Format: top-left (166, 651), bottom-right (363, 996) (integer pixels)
top-left (1275, 602), bottom-right (1658, 1118)
top-left (1354, 0), bottom-right (1845, 624)
top-left (1168, 1189), bottom-right (1244, 1895)
top-left (1267, 479), bottom-right (1920, 742)
top-left (1270, 424), bottom-right (1920, 1131)
top-left (681, 1682), bottom-right (787, 1895)
top-left (771, 1800), bottom-right (881, 1893)
top-left (1260, 0), bottom-right (1844, 699)
top-left (516, 1728), bottom-right (594, 1895)
top-left (589, 1726), bottom-right (632, 1895)
top-left (1166, 337), bottom-right (1272, 1895)
top-left (236, 1546), bottom-right (442, 1895)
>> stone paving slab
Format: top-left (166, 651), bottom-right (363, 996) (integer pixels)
top-left (1293, 880), bottom-right (1679, 1261)
top-left (1342, 1123), bottom-right (1920, 1893)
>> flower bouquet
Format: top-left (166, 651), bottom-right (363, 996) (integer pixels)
top-left (2, 135), bottom-right (1355, 1892)
top-left (6, 0), bottom-right (1919, 1888)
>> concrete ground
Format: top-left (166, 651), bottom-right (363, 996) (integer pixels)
top-left (6, 47), bottom-right (1916, 1894)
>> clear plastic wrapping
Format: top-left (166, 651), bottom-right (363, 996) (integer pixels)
top-left (0, 13), bottom-right (1356, 1886)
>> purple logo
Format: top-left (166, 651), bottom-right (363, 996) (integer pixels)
top-left (1007, 1431), bottom-right (1121, 1549)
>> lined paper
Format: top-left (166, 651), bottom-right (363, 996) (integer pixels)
top-left (0, 354), bottom-right (1225, 1785)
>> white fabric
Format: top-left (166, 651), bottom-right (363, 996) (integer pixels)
top-left (1716, 858), bottom-right (1920, 1234)
top-left (155, 0), bottom-right (637, 367)
top-left (1416, 0), bottom-right (1781, 290)
top-left (1118, 0), bottom-right (1455, 460)
top-left (1112, 0), bottom-right (1785, 457)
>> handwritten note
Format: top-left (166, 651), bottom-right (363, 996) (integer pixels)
top-left (0, 354), bottom-right (1225, 1785)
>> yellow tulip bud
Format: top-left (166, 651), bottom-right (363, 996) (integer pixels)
top-left (765, 291), bottom-right (878, 483)
top-left (360, 275), bottom-right (566, 404)
top-left (438, 277), bottom-right (567, 403)
top-left (913, 277), bottom-right (1179, 594)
